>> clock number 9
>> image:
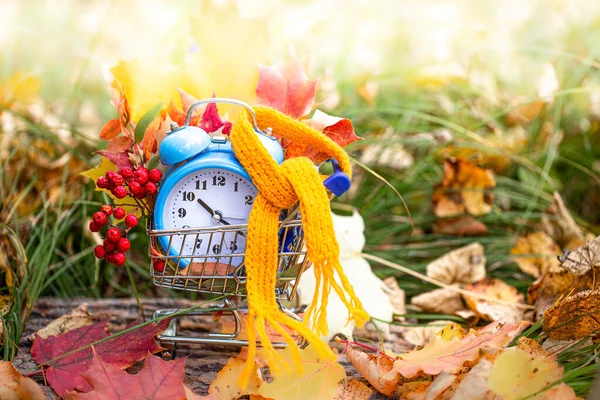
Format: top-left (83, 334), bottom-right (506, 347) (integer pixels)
top-left (178, 208), bottom-right (186, 218)
top-left (245, 195), bottom-right (254, 205)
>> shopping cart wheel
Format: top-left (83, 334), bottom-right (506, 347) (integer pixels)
top-left (161, 342), bottom-right (176, 360)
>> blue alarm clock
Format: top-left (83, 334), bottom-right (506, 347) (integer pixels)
top-left (154, 98), bottom-right (284, 268)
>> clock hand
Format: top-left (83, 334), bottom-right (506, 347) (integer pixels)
top-left (196, 198), bottom-right (232, 225)
top-left (222, 215), bottom-right (246, 220)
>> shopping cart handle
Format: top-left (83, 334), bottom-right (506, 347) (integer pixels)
top-left (323, 159), bottom-right (351, 196)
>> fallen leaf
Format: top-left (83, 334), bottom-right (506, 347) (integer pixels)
top-left (31, 319), bottom-right (170, 398)
top-left (34, 304), bottom-right (94, 340)
top-left (390, 320), bottom-right (526, 379)
top-left (333, 379), bottom-right (372, 400)
top-left (184, 0), bottom-right (269, 118)
top-left (345, 321), bottom-right (527, 396)
top-left (0, 72), bottom-right (40, 112)
top-left (558, 235), bottom-right (600, 276)
top-left (451, 355), bottom-right (497, 399)
top-left (256, 54), bottom-right (318, 119)
top-left (141, 116), bottom-right (162, 162)
top-left (426, 243), bottom-right (486, 285)
top-left (463, 278), bottom-right (525, 324)
top-left (343, 345), bottom-right (397, 396)
top-left (410, 287), bottom-right (464, 315)
top-left (543, 289), bottom-right (600, 340)
top-left (433, 216), bottom-right (489, 236)
top-left (403, 321), bottom-right (459, 347)
top-left (0, 294), bottom-right (11, 344)
top-left (68, 350), bottom-right (186, 399)
top-left (541, 192), bottom-right (586, 249)
top-left (382, 277), bottom-right (406, 315)
top-left (511, 232), bottom-right (563, 278)
top-left (489, 337), bottom-right (573, 400)
top-left (0, 361), bottom-right (45, 400)
top-left (208, 355), bottom-right (262, 400)
top-left (432, 159), bottom-right (496, 217)
top-left (258, 345), bottom-right (345, 400)
top-left (199, 102), bottom-right (232, 135)
top-left (420, 371), bottom-right (458, 399)
top-left (285, 110), bottom-right (362, 164)
top-left (527, 270), bottom-right (594, 320)
top-left (505, 100), bottom-right (546, 126)
top-left (99, 119), bottom-right (122, 141)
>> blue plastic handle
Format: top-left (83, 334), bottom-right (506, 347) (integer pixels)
top-left (323, 159), bottom-right (351, 196)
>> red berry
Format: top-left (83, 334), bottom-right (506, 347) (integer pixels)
top-left (134, 187), bottom-right (146, 199)
top-left (106, 180), bottom-right (115, 190)
top-left (129, 180), bottom-right (142, 194)
top-left (89, 221), bottom-right (101, 232)
top-left (93, 212), bottom-right (107, 226)
top-left (97, 176), bottom-right (109, 189)
top-left (106, 171), bottom-right (117, 181)
top-left (120, 166), bottom-right (134, 179)
top-left (113, 207), bottom-right (126, 219)
top-left (125, 214), bottom-right (138, 228)
top-left (153, 260), bottom-right (166, 272)
top-left (111, 174), bottom-right (124, 186)
top-left (134, 168), bottom-right (149, 184)
top-left (105, 252), bottom-right (115, 264)
top-left (112, 185), bottom-right (127, 199)
top-left (100, 204), bottom-right (113, 216)
top-left (104, 239), bottom-right (117, 252)
top-left (117, 238), bottom-right (131, 252)
top-left (145, 182), bottom-right (157, 195)
top-left (113, 252), bottom-right (127, 266)
top-left (149, 169), bottom-right (162, 183)
top-left (106, 228), bottom-right (121, 243)
top-left (94, 245), bottom-right (106, 259)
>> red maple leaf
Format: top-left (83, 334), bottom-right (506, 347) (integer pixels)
top-left (255, 55), bottom-right (318, 119)
top-left (68, 351), bottom-right (187, 400)
top-left (168, 90), bottom-right (231, 134)
top-left (31, 319), bottom-right (170, 398)
top-left (285, 109), bottom-right (363, 164)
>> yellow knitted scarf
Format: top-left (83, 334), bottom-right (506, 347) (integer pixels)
top-left (230, 106), bottom-right (369, 387)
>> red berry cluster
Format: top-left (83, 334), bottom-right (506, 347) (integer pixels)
top-left (96, 166), bottom-right (162, 199)
top-left (90, 205), bottom-right (139, 266)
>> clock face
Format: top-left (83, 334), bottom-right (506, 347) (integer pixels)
top-left (161, 168), bottom-right (257, 269)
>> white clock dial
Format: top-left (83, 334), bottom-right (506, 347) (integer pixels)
top-left (162, 168), bottom-right (257, 269)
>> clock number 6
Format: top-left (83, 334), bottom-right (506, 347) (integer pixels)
top-left (212, 244), bottom-right (221, 254)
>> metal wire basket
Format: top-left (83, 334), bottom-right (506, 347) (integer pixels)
top-left (147, 206), bottom-right (309, 301)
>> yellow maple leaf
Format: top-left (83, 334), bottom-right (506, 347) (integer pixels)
top-left (110, 60), bottom-right (180, 124)
top-left (80, 157), bottom-right (141, 218)
top-left (258, 345), bottom-right (345, 400)
top-left (0, 72), bottom-right (40, 110)
top-left (208, 355), bottom-right (262, 400)
top-left (182, 0), bottom-right (270, 118)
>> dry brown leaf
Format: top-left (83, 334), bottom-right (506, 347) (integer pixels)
top-left (33, 303), bottom-right (94, 340)
top-left (463, 278), bottom-right (525, 324)
top-left (0, 294), bottom-right (11, 345)
top-left (559, 235), bottom-right (600, 276)
top-left (410, 287), bottom-right (464, 315)
top-left (343, 346), bottom-right (397, 396)
top-left (0, 361), bottom-right (45, 400)
top-left (333, 379), bottom-right (372, 400)
top-left (541, 192), bottom-right (586, 249)
top-left (452, 356), bottom-right (499, 400)
top-left (432, 159), bottom-right (496, 217)
top-left (527, 270), bottom-right (594, 320)
top-left (433, 216), bottom-right (489, 236)
top-left (543, 289), bottom-right (600, 340)
top-left (505, 100), bottom-right (546, 126)
top-left (511, 232), bottom-right (563, 278)
top-left (403, 321), bottom-right (458, 348)
top-left (383, 276), bottom-right (406, 315)
top-left (426, 243), bottom-right (486, 285)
